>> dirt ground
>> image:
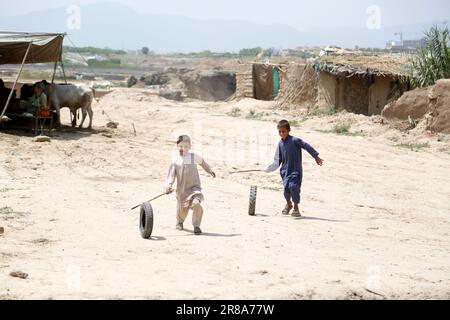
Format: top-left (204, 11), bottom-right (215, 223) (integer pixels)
top-left (1, 88), bottom-right (450, 299)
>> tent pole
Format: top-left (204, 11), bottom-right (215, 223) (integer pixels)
top-left (51, 40), bottom-right (63, 85)
top-left (0, 41), bottom-right (32, 121)
top-left (51, 59), bottom-right (58, 84)
top-left (61, 62), bottom-right (68, 84)
top-left (47, 42), bottom-right (62, 119)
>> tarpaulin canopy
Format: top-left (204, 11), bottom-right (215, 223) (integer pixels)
top-left (0, 31), bottom-right (65, 65)
top-left (253, 64), bottom-right (275, 101)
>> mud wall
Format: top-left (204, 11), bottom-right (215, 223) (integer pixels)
top-left (338, 76), bottom-right (370, 115)
top-left (236, 64), bottom-right (254, 99)
top-left (368, 76), bottom-right (392, 116)
top-left (316, 71), bottom-right (338, 109)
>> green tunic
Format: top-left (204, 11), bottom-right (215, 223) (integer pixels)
top-left (20, 92), bottom-right (47, 113)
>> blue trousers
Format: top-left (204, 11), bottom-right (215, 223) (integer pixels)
top-left (283, 174), bottom-right (302, 205)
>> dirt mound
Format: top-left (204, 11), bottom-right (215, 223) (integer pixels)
top-left (382, 87), bottom-right (430, 120)
top-left (427, 79), bottom-right (450, 134)
top-left (382, 79), bottom-right (450, 133)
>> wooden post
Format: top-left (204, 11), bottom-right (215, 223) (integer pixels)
top-left (50, 55), bottom-right (59, 84)
top-left (60, 62), bottom-right (68, 84)
top-left (48, 39), bottom-right (64, 119)
top-left (0, 41), bottom-right (32, 121)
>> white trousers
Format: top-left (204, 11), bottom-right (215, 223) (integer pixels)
top-left (177, 198), bottom-right (203, 227)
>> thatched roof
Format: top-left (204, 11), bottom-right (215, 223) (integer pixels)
top-left (315, 54), bottom-right (413, 79)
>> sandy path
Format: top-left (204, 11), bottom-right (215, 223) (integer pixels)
top-left (1, 88), bottom-right (449, 299)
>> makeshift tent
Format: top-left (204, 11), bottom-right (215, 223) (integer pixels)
top-left (253, 64), bottom-right (273, 100)
top-left (0, 32), bottom-right (64, 64)
top-left (0, 31), bottom-right (65, 120)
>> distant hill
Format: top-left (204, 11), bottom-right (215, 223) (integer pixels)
top-left (0, 2), bottom-right (443, 52)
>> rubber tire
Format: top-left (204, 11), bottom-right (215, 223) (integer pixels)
top-left (248, 186), bottom-right (257, 216)
top-left (139, 202), bottom-right (154, 239)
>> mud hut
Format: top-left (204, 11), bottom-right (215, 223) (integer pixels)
top-left (275, 55), bottom-right (413, 115)
top-left (312, 55), bottom-right (412, 116)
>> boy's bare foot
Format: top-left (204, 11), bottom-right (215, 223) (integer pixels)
top-left (176, 223), bottom-right (183, 231)
top-left (291, 208), bottom-right (301, 218)
top-left (282, 204), bottom-right (293, 215)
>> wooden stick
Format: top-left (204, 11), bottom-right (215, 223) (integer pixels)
top-left (228, 169), bottom-right (264, 175)
top-left (0, 41), bottom-right (32, 121)
top-left (131, 193), bottom-right (167, 210)
top-left (51, 40), bottom-right (62, 85)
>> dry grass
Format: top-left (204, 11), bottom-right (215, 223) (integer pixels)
top-left (245, 109), bottom-right (267, 120)
top-left (227, 107), bottom-right (242, 117)
top-left (318, 122), bottom-right (365, 137)
top-left (0, 207), bottom-right (27, 221)
top-left (319, 54), bottom-right (413, 76)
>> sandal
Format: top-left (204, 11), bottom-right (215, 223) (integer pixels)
top-left (282, 205), bottom-right (293, 215)
top-left (291, 209), bottom-right (301, 218)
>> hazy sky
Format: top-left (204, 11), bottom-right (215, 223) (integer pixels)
top-left (1, 0), bottom-right (449, 30)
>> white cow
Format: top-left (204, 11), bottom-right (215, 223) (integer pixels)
top-left (44, 83), bottom-right (95, 129)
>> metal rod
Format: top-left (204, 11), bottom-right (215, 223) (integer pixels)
top-left (0, 41), bottom-right (32, 121)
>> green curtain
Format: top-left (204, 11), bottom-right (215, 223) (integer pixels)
top-left (273, 68), bottom-right (280, 97)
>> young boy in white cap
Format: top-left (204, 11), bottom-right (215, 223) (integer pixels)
top-left (165, 135), bottom-right (216, 235)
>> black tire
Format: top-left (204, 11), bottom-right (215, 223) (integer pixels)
top-left (248, 186), bottom-right (257, 216)
top-left (139, 202), bottom-right (154, 239)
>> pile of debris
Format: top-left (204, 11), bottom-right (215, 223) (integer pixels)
top-left (139, 71), bottom-right (171, 86)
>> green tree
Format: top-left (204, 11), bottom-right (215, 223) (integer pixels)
top-left (63, 46), bottom-right (126, 55)
top-left (142, 46), bottom-right (150, 55)
top-left (411, 25), bottom-right (450, 87)
top-left (239, 47), bottom-right (263, 57)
